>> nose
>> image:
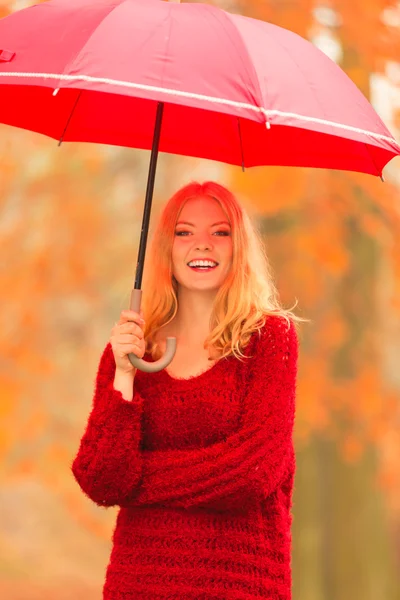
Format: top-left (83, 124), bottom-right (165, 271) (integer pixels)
top-left (195, 239), bottom-right (213, 251)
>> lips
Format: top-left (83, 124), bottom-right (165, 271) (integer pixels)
top-left (187, 258), bottom-right (219, 266)
top-left (188, 264), bottom-right (218, 271)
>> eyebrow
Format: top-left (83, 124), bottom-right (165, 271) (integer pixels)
top-left (176, 221), bottom-right (230, 227)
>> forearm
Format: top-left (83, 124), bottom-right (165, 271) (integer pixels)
top-left (71, 383), bottom-right (145, 506)
top-left (121, 415), bottom-right (293, 511)
top-left (113, 369), bottom-right (136, 401)
top-left (71, 345), bottom-right (144, 507)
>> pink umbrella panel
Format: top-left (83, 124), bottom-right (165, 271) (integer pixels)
top-left (0, 0), bottom-right (398, 177)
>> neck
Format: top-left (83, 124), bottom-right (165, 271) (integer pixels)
top-left (173, 287), bottom-right (217, 343)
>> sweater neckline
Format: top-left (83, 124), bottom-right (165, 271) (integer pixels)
top-left (143, 351), bottom-right (231, 387)
top-left (159, 354), bottom-right (228, 384)
top-left (163, 357), bottom-right (225, 382)
top-left (143, 328), bottom-right (260, 387)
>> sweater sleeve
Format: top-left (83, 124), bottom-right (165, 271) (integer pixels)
top-left (120, 316), bottom-right (298, 511)
top-left (70, 343), bottom-right (145, 508)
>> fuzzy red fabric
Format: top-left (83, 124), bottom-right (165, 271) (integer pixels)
top-left (71, 315), bottom-right (299, 599)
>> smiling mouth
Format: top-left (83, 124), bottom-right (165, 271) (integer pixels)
top-left (188, 264), bottom-right (219, 271)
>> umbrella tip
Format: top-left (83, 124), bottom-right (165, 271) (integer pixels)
top-left (380, 173), bottom-right (385, 183)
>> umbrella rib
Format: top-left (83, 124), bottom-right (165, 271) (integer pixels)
top-left (57, 1), bottom-right (123, 87)
top-left (58, 90), bottom-right (82, 146)
top-left (363, 142), bottom-right (383, 179)
top-left (203, 6), bottom-right (265, 117)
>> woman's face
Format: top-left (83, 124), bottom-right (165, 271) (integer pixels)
top-left (172, 196), bottom-right (233, 291)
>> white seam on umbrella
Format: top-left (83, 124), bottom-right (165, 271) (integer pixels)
top-left (0, 71), bottom-right (399, 148)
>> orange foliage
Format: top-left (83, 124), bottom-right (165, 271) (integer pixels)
top-left (341, 434), bottom-right (365, 463)
top-left (64, 490), bottom-right (112, 540)
top-left (332, 0), bottom-right (400, 71)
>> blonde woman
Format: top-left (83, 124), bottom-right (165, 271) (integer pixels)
top-left (71, 181), bottom-right (306, 600)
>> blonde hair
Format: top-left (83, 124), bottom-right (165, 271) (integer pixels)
top-left (141, 181), bottom-right (308, 363)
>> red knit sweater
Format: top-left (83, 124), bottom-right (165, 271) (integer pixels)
top-left (71, 315), bottom-right (298, 599)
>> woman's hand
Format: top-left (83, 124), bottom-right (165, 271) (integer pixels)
top-left (110, 310), bottom-right (146, 376)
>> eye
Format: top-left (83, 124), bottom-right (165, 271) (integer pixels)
top-left (175, 230), bottom-right (230, 236)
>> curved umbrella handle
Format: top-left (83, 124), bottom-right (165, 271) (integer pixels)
top-left (127, 288), bottom-right (177, 373)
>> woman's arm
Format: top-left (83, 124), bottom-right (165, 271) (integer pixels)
top-left (70, 343), bottom-right (145, 507)
top-left (121, 316), bottom-right (298, 511)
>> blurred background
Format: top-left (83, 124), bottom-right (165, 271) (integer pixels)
top-left (1, 0), bottom-right (400, 598)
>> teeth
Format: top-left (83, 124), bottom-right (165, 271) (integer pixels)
top-left (188, 260), bottom-right (217, 267)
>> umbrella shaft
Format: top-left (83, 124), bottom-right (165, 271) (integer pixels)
top-left (135, 101), bottom-right (164, 289)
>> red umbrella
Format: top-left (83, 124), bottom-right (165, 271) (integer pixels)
top-left (0, 0), bottom-right (399, 371)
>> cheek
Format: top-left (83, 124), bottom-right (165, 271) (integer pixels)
top-left (224, 240), bottom-right (233, 259)
top-left (172, 243), bottom-right (186, 264)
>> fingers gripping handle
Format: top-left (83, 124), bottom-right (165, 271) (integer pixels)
top-left (127, 289), bottom-right (177, 373)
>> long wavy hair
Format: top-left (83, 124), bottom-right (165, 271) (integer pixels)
top-left (140, 181), bottom-right (308, 363)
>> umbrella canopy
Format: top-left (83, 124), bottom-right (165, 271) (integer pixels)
top-left (1, 0), bottom-right (399, 373)
top-left (0, 0), bottom-right (398, 176)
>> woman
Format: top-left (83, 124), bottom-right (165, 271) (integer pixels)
top-left (71, 181), bottom-right (306, 599)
